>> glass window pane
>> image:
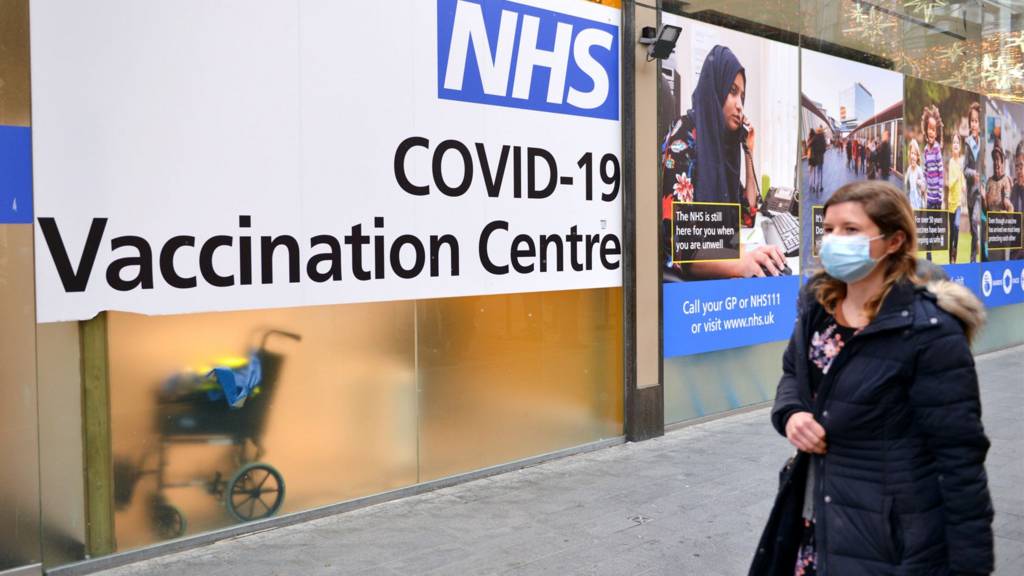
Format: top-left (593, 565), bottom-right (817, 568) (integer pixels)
top-left (37, 321), bottom-right (86, 567)
top-left (417, 288), bottom-right (623, 481)
top-left (106, 302), bottom-right (416, 550)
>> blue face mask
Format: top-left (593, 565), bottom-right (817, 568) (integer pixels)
top-left (819, 234), bottom-right (885, 283)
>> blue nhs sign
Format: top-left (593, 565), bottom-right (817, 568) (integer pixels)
top-left (437, 0), bottom-right (619, 121)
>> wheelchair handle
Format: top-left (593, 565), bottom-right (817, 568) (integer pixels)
top-left (260, 329), bottom-right (302, 349)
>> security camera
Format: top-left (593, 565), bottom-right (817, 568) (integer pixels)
top-left (640, 25), bottom-right (682, 61)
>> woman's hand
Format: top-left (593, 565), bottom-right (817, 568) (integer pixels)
top-left (786, 411), bottom-right (827, 454)
top-left (738, 244), bottom-right (787, 277)
top-left (744, 118), bottom-right (756, 156)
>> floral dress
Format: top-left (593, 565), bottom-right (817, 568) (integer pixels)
top-left (661, 115), bottom-right (699, 214)
top-left (797, 312), bottom-right (858, 575)
top-left (659, 114), bottom-right (755, 272)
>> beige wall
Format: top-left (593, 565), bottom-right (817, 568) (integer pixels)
top-left (0, 0), bottom-right (31, 127)
top-left (634, 4), bottom-right (660, 389)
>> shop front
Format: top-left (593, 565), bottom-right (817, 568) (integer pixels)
top-left (5, 0), bottom-right (626, 571)
top-left (2, 1), bottom-right (1022, 574)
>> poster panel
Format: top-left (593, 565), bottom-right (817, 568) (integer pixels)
top-left (980, 260), bottom-right (1024, 306)
top-left (659, 15), bottom-right (800, 357)
top-left (799, 49), bottom-right (904, 274)
top-left (979, 97), bottom-right (1024, 306)
top-left (30, 0), bottom-right (622, 322)
top-left (982, 97), bottom-right (1024, 262)
top-left (943, 262), bottom-right (983, 299)
top-left (902, 76), bottom-right (983, 269)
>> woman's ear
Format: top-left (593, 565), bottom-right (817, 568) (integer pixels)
top-left (885, 231), bottom-right (906, 256)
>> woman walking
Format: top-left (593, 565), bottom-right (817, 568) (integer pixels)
top-left (750, 181), bottom-right (993, 575)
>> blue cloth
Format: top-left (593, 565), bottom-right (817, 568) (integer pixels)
top-left (690, 45), bottom-right (745, 205)
top-left (207, 353), bottom-right (262, 409)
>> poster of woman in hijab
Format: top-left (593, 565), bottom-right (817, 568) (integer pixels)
top-left (659, 17), bottom-right (799, 283)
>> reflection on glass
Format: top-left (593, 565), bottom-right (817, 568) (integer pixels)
top-left (37, 321), bottom-right (86, 567)
top-left (666, 0), bottom-right (1021, 102)
top-left (418, 288), bottom-right (623, 481)
top-left (107, 302), bottom-right (417, 550)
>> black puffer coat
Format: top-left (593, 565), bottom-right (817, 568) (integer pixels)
top-left (769, 279), bottom-right (994, 575)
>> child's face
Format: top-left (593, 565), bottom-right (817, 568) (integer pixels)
top-left (970, 112), bottom-right (980, 136)
top-left (926, 117), bottom-right (937, 144)
top-left (1016, 155), bottom-right (1024, 184)
top-left (994, 154), bottom-right (1004, 177)
top-left (911, 147), bottom-right (919, 166)
top-left (952, 137), bottom-right (961, 156)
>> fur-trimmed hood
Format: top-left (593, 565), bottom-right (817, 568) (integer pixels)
top-left (926, 279), bottom-right (986, 343)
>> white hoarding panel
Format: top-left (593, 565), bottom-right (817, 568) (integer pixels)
top-left (30, 0), bottom-right (622, 322)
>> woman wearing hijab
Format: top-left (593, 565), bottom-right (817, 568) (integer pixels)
top-left (660, 45), bottom-right (786, 280)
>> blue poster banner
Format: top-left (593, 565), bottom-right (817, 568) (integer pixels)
top-left (0, 126), bottom-right (32, 224)
top-left (980, 260), bottom-right (1024, 308)
top-left (941, 263), bottom-right (982, 300)
top-left (664, 275), bottom-right (801, 357)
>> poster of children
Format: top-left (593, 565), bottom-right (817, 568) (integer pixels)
top-left (903, 76), bottom-right (983, 264)
top-left (799, 49), bottom-right (904, 274)
top-left (982, 97), bottom-right (1024, 261)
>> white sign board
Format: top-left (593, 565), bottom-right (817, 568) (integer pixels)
top-left (30, 0), bottom-right (622, 322)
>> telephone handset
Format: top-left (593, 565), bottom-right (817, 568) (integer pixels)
top-left (738, 119), bottom-right (759, 208)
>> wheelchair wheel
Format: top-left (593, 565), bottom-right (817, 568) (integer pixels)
top-left (152, 502), bottom-right (187, 539)
top-left (225, 462), bottom-right (285, 522)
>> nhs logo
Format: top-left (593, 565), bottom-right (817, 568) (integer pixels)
top-left (437, 0), bottom-right (619, 120)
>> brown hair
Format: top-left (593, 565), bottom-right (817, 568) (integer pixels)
top-left (921, 104), bottom-right (943, 146)
top-left (814, 181), bottom-right (920, 322)
top-left (969, 102), bottom-right (981, 125)
top-left (991, 137), bottom-right (1004, 163)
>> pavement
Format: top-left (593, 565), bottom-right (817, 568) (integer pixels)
top-left (801, 147), bottom-right (903, 202)
top-left (100, 345), bottom-right (1024, 576)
